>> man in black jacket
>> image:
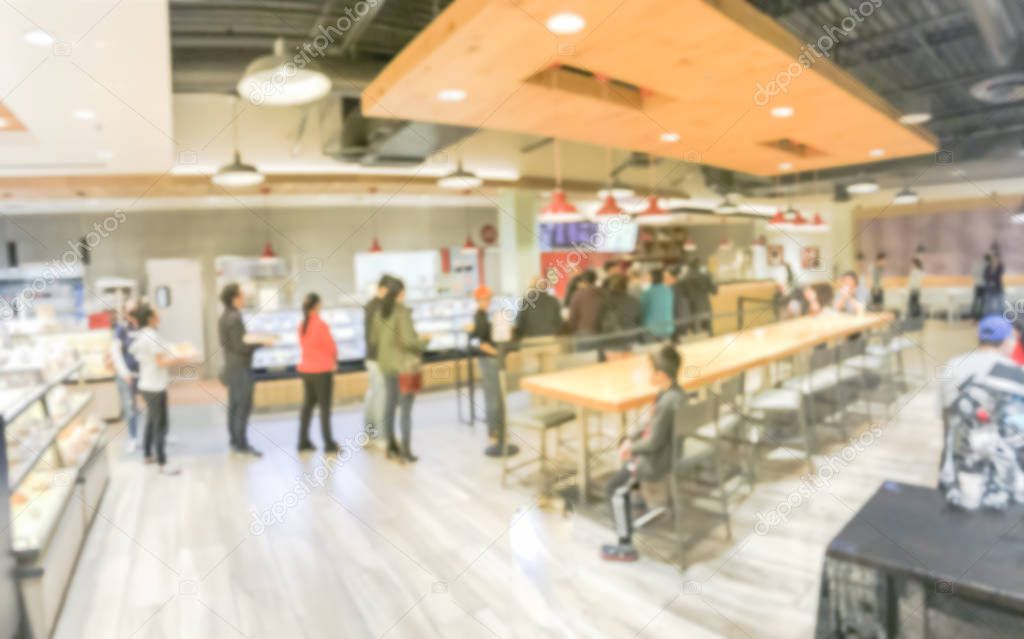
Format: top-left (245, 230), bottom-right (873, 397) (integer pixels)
top-left (218, 283), bottom-right (267, 456)
top-left (601, 345), bottom-right (684, 561)
top-left (513, 275), bottom-right (563, 339)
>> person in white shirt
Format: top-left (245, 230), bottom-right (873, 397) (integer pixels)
top-left (130, 306), bottom-right (191, 474)
top-left (110, 300), bottom-right (141, 451)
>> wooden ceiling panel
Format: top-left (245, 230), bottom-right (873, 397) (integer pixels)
top-left (363, 0), bottom-right (936, 176)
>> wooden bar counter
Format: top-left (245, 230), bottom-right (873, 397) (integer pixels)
top-left (710, 279), bottom-right (777, 334)
top-left (521, 312), bottom-right (892, 499)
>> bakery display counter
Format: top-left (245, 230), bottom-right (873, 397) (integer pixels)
top-left (0, 362), bottom-right (109, 637)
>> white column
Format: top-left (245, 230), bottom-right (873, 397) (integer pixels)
top-left (496, 188), bottom-right (540, 295)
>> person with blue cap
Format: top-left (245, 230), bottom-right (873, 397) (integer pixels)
top-left (938, 315), bottom-right (1018, 410)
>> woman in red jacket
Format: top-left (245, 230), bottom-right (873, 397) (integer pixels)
top-left (297, 293), bottom-right (340, 452)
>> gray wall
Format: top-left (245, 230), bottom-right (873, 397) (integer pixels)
top-left (857, 207), bottom-right (1023, 276)
top-left (0, 205), bottom-right (497, 371)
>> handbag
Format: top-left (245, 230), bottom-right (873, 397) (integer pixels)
top-left (398, 370), bottom-right (423, 394)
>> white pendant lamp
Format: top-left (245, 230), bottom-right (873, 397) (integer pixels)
top-left (213, 151), bottom-right (265, 188)
top-left (438, 154), bottom-right (482, 189)
top-left (213, 99), bottom-right (264, 188)
top-left (893, 187), bottom-right (920, 205)
top-left (237, 37), bottom-right (332, 107)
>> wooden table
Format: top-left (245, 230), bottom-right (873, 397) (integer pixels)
top-left (520, 312), bottom-right (892, 501)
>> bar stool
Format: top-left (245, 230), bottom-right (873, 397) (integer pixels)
top-left (499, 368), bottom-right (576, 492)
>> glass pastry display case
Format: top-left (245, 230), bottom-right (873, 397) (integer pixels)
top-left (0, 362), bottom-right (110, 637)
top-left (244, 296), bottom-right (514, 377)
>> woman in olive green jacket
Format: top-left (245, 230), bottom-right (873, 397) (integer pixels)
top-left (370, 278), bottom-right (429, 462)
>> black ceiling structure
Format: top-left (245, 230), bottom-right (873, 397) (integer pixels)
top-left (748, 0), bottom-right (1024, 195)
top-left (168, 0), bottom-right (1024, 195)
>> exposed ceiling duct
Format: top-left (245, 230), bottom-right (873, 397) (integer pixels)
top-left (965, 0), bottom-right (1019, 68)
top-left (320, 97), bottom-right (472, 167)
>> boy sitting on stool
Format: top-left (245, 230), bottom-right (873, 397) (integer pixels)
top-left (601, 344), bottom-right (683, 561)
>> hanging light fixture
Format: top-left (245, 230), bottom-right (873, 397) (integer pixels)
top-left (538, 64), bottom-right (581, 223)
top-left (769, 209), bottom-right (786, 225)
top-left (237, 37), bottom-right (332, 107)
top-left (213, 151), bottom-right (265, 188)
top-left (599, 181), bottom-right (635, 200)
top-left (368, 210), bottom-right (383, 252)
top-left (893, 186), bottom-right (920, 205)
top-left (438, 152), bottom-right (482, 189)
top-left (593, 76), bottom-right (624, 218)
top-left (595, 194), bottom-right (623, 216)
top-left (213, 99), bottom-right (265, 188)
top-left (461, 234), bottom-right (479, 255)
top-left (261, 240), bottom-right (276, 258)
top-left (683, 238), bottom-right (697, 252)
top-left (636, 153), bottom-right (670, 223)
top-left (460, 210), bottom-right (479, 254)
top-left (847, 177), bottom-right (880, 195)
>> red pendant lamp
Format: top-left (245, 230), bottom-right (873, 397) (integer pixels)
top-left (637, 153), bottom-right (668, 218)
top-left (595, 194), bottom-right (623, 216)
top-left (639, 194), bottom-right (667, 216)
top-left (539, 64), bottom-right (579, 222)
top-left (261, 240), bottom-right (276, 258)
top-left (461, 234), bottom-right (479, 255)
top-left (770, 209), bottom-right (786, 225)
top-left (593, 76), bottom-right (624, 217)
top-left (790, 210), bottom-right (808, 226)
top-left (812, 212), bottom-right (826, 227)
top-left (541, 189), bottom-right (578, 215)
top-left (369, 236), bottom-right (382, 252)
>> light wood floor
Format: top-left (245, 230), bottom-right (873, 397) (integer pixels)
top-left (53, 321), bottom-right (974, 639)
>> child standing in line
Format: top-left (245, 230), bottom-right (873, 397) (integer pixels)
top-left (130, 306), bottom-right (193, 475)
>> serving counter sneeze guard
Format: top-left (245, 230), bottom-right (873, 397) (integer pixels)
top-left (0, 362), bottom-right (111, 637)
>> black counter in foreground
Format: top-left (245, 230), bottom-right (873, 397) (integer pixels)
top-left (816, 480), bottom-right (1024, 638)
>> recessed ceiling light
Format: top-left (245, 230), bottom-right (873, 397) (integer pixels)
top-left (660, 132), bottom-right (680, 143)
top-left (778, 162), bottom-right (793, 171)
top-left (73, 110), bottom-right (95, 121)
top-left (771, 106), bottom-right (794, 118)
top-left (23, 29), bottom-right (55, 48)
top-left (899, 112), bottom-right (932, 126)
top-left (437, 89), bottom-right (467, 103)
top-left (868, 148), bottom-right (886, 158)
top-left (546, 12), bottom-right (586, 34)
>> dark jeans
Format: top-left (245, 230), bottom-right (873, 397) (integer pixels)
top-left (224, 367), bottom-right (254, 450)
top-left (299, 372), bottom-right (335, 446)
top-left (607, 466), bottom-right (639, 544)
top-left (383, 374), bottom-right (415, 452)
top-left (478, 356), bottom-right (504, 439)
top-left (141, 390), bottom-right (169, 465)
top-left (971, 285), bottom-right (985, 320)
top-left (908, 290), bottom-right (922, 319)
